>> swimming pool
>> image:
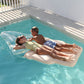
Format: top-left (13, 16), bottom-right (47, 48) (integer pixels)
top-left (0, 18), bottom-right (84, 84)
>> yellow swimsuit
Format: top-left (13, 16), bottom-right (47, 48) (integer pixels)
top-left (24, 41), bottom-right (42, 52)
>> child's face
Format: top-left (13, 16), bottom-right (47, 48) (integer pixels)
top-left (19, 36), bottom-right (26, 44)
top-left (31, 30), bottom-right (37, 36)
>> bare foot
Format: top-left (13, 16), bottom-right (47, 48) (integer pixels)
top-left (64, 54), bottom-right (75, 61)
top-left (73, 44), bottom-right (81, 49)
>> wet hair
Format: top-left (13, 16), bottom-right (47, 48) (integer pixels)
top-left (31, 26), bottom-right (39, 33)
top-left (16, 37), bottom-right (23, 45)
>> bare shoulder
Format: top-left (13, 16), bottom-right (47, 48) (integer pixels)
top-left (38, 34), bottom-right (44, 38)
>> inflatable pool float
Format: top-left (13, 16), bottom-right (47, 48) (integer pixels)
top-left (1, 31), bottom-right (82, 67)
top-left (24, 38), bottom-right (82, 67)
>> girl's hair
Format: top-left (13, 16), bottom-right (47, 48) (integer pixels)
top-left (16, 37), bottom-right (23, 45)
top-left (31, 26), bottom-right (39, 33)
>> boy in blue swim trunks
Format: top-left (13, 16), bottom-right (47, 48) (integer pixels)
top-left (29, 26), bottom-right (79, 53)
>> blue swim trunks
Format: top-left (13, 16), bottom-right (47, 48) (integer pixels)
top-left (44, 40), bottom-right (56, 48)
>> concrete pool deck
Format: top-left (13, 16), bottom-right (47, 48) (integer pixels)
top-left (0, 6), bottom-right (84, 43)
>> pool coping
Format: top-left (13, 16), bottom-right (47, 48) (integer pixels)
top-left (0, 6), bottom-right (84, 43)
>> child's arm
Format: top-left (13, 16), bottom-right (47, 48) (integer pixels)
top-left (13, 44), bottom-right (25, 50)
top-left (28, 37), bottom-right (33, 41)
top-left (28, 36), bottom-right (37, 41)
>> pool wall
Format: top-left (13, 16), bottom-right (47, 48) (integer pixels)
top-left (0, 6), bottom-right (84, 43)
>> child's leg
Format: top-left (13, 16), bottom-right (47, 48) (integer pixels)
top-left (54, 46), bottom-right (77, 54)
top-left (43, 45), bottom-right (76, 54)
top-left (36, 46), bottom-right (70, 61)
top-left (56, 43), bottom-right (74, 47)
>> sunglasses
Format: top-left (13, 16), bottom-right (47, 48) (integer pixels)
top-left (19, 36), bottom-right (25, 41)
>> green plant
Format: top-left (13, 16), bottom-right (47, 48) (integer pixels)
top-left (0, 3), bottom-right (4, 7)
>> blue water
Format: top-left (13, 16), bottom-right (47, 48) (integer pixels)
top-left (0, 18), bottom-right (84, 84)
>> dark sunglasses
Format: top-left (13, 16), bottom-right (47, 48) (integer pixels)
top-left (19, 36), bottom-right (24, 40)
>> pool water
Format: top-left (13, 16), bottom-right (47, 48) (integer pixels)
top-left (0, 18), bottom-right (84, 84)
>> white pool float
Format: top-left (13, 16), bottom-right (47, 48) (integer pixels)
top-left (24, 38), bottom-right (83, 67)
top-left (0, 31), bottom-right (82, 67)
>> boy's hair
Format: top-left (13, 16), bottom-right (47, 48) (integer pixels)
top-left (16, 37), bottom-right (23, 45)
top-left (31, 26), bottom-right (39, 33)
